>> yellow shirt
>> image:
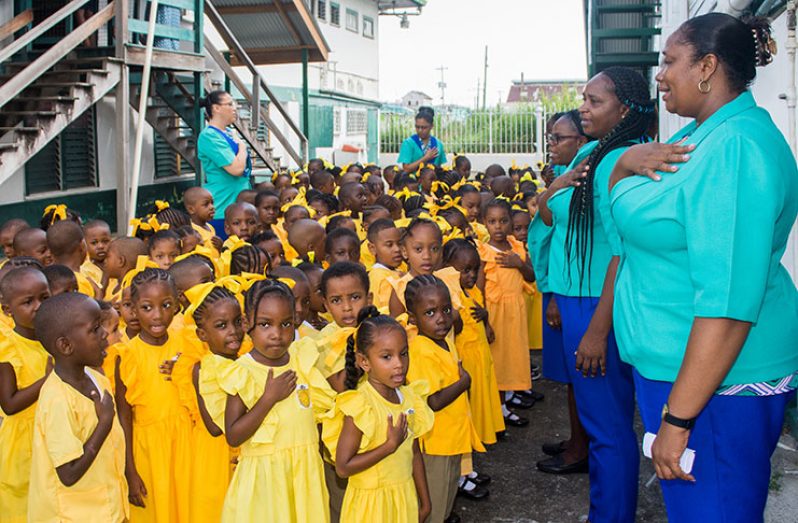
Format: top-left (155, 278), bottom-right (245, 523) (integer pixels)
top-left (0, 331), bottom-right (49, 522)
top-left (80, 258), bottom-right (104, 289)
top-left (314, 323), bottom-right (354, 379)
top-left (75, 271), bottom-right (97, 298)
top-left (360, 242), bottom-right (375, 269)
top-left (28, 369), bottom-right (128, 523)
top-left (298, 321), bottom-right (321, 340)
top-left (406, 335), bottom-right (485, 456)
top-left (368, 264), bottom-right (401, 311)
top-left (192, 222), bottom-right (219, 254)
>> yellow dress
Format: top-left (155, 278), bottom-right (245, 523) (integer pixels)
top-left (75, 271), bottom-right (97, 298)
top-left (315, 323), bottom-right (355, 379)
top-left (28, 369), bottom-right (128, 523)
top-left (119, 335), bottom-right (192, 523)
top-left (470, 221), bottom-right (490, 243)
top-left (273, 220), bottom-right (300, 263)
top-left (321, 381), bottom-right (434, 523)
top-left (368, 264), bottom-right (400, 311)
top-left (388, 268), bottom-right (462, 343)
top-left (191, 354), bottom-right (241, 523)
top-left (360, 242), bottom-right (375, 269)
top-left (192, 222), bottom-right (220, 254)
top-left (101, 341), bottom-right (124, 395)
top-left (298, 321), bottom-right (321, 340)
top-left (80, 258), bottom-right (104, 289)
top-left (0, 331), bottom-right (48, 523)
top-left (220, 342), bottom-right (335, 523)
top-left (456, 288), bottom-right (505, 444)
top-left (477, 237), bottom-right (533, 391)
top-left (405, 335), bottom-right (484, 457)
top-left (525, 284), bottom-right (543, 350)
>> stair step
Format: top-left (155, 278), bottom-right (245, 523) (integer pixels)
top-left (42, 68), bottom-right (110, 77)
top-left (14, 96), bottom-right (78, 103)
top-left (0, 143), bottom-right (18, 152)
top-left (2, 111), bottom-right (59, 117)
top-left (0, 127), bottom-right (40, 133)
top-left (31, 82), bottom-right (94, 88)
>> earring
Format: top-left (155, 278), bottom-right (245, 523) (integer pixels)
top-left (698, 79), bottom-right (711, 94)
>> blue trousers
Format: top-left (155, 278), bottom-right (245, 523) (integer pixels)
top-left (555, 294), bottom-right (639, 523)
top-left (634, 371), bottom-right (794, 523)
top-left (209, 218), bottom-right (228, 241)
top-left (541, 292), bottom-right (569, 383)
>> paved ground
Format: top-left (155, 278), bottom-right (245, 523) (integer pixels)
top-left (451, 354), bottom-right (798, 523)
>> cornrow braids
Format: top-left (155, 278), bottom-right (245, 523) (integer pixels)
top-left (192, 286), bottom-right (239, 326)
top-left (344, 305), bottom-right (377, 390)
top-left (155, 207), bottom-right (192, 229)
top-left (401, 217), bottom-right (442, 245)
top-left (401, 194), bottom-right (427, 214)
top-left (148, 230), bottom-right (181, 254)
top-left (482, 197), bottom-right (512, 220)
top-left (436, 169), bottom-right (461, 192)
top-left (244, 278), bottom-right (295, 328)
top-left (40, 207), bottom-right (81, 231)
top-left (230, 244), bottom-right (266, 275)
top-left (565, 66), bottom-right (654, 293)
top-left (130, 267), bottom-right (177, 301)
top-left (442, 237), bottom-right (478, 266)
top-left (7, 256), bottom-right (44, 270)
top-left (404, 274), bottom-right (449, 315)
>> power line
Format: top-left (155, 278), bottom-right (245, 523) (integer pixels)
top-left (435, 65), bottom-right (448, 107)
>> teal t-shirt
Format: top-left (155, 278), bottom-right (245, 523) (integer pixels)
top-left (528, 154), bottom-right (592, 293)
top-left (611, 91), bottom-right (798, 385)
top-left (197, 126), bottom-right (251, 219)
top-left (547, 140), bottom-right (628, 297)
top-left (397, 135), bottom-right (447, 167)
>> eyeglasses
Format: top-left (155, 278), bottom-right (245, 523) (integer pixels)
top-left (546, 133), bottom-right (580, 145)
top-left (216, 101), bottom-right (237, 108)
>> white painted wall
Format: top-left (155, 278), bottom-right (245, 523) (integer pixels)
top-left (660, 3), bottom-right (798, 282)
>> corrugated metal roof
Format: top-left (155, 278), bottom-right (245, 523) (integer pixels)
top-left (223, 13), bottom-right (298, 48)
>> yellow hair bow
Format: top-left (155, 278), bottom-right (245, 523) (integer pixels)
top-left (430, 181), bottom-right (450, 195)
top-left (318, 211), bottom-right (351, 228)
top-left (415, 162), bottom-right (428, 175)
top-left (238, 273), bottom-right (267, 292)
top-left (496, 195), bottom-right (511, 202)
top-left (511, 159), bottom-right (519, 171)
top-left (280, 186), bottom-right (308, 213)
top-left (362, 171), bottom-right (373, 183)
top-left (276, 277), bottom-right (296, 289)
top-left (219, 236), bottom-right (253, 277)
top-left (183, 276), bottom-right (245, 325)
top-left (155, 200), bottom-right (170, 212)
top-left (519, 172), bottom-right (535, 184)
top-left (511, 202), bottom-right (527, 212)
top-left (415, 212), bottom-right (452, 234)
top-left (341, 163), bottom-right (352, 173)
top-left (394, 217), bottom-right (412, 229)
top-left (442, 227), bottom-right (465, 245)
top-left (323, 159), bottom-right (334, 170)
top-left (291, 251), bottom-right (315, 266)
top-left (450, 177), bottom-right (466, 192)
top-left (121, 256), bottom-right (159, 289)
top-left (430, 196), bottom-right (468, 219)
top-left (43, 204), bottom-right (67, 224)
top-left (536, 160), bottom-right (546, 171)
top-left (393, 187), bottom-right (419, 201)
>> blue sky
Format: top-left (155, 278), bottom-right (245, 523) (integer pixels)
top-left (378, 0), bottom-right (588, 106)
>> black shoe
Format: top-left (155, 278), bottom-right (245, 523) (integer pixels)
top-left (444, 513), bottom-right (461, 523)
top-left (496, 430), bottom-right (508, 441)
top-left (503, 411), bottom-right (529, 427)
top-left (469, 471), bottom-right (491, 485)
top-left (541, 440), bottom-right (568, 456)
top-left (457, 479), bottom-right (489, 500)
top-left (517, 389), bottom-right (545, 402)
top-left (507, 393), bottom-right (535, 409)
top-left (536, 454), bottom-right (589, 475)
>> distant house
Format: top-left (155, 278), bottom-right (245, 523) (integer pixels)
top-left (400, 90), bottom-right (434, 110)
top-left (506, 80), bottom-right (585, 104)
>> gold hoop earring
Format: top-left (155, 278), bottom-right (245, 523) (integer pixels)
top-left (698, 79), bottom-right (711, 94)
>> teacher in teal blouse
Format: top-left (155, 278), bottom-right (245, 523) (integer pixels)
top-left (609, 13), bottom-right (797, 522)
top-left (397, 106), bottom-right (447, 172)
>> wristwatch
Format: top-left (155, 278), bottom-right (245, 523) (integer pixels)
top-left (661, 403), bottom-right (696, 430)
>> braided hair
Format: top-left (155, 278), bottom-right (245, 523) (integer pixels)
top-left (482, 197), bottom-right (512, 221)
top-left (565, 66), bottom-right (654, 292)
top-left (401, 194), bottom-right (427, 215)
top-left (442, 237), bottom-right (478, 266)
top-left (401, 217), bottom-right (442, 245)
top-left (192, 286), bottom-right (239, 326)
top-left (230, 244), bottom-right (266, 275)
top-left (244, 278), bottom-right (295, 328)
top-left (154, 206), bottom-right (191, 229)
top-left (40, 207), bottom-right (81, 231)
top-left (343, 306), bottom-right (405, 390)
top-left (130, 267), bottom-right (177, 301)
top-left (404, 274), bottom-right (449, 316)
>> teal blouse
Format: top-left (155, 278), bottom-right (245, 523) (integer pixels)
top-left (397, 135), bottom-right (447, 167)
top-left (528, 163), bottom-right (584, 293)
top-left (546, 140), bottom-right (628, 297)
top-left (197, 126), bottom-right (251, 219)
top-left (610, 91), bottom-right (798, 385)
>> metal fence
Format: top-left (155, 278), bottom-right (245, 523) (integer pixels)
top-left (380, 105), bottom-right (548, 156)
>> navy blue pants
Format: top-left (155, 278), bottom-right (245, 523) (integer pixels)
top-left (209, 218), bottom-right (228, 241)
top-left (555, 294), bottom-right (639, 523)
top-left (634, 371), bottom-right (794, 523)
top-left (541, 292), bottom-right (569, 383)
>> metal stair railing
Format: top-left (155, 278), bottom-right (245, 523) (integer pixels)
top-left (0, 1), bottom-right (115, 110)
top-left (204, 1), bottom-right (308, 168)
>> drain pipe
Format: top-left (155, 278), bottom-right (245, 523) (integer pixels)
top-left (127, 0), bottom-right (160, 233)
top-left (784, 1), bottom-right (797, 155)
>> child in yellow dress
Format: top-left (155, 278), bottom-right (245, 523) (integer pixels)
top-left (184, 281), bottom-right (245, 523)
top-left (221, 279), bottom-right (334, 523)
top-left (512, 205), bottom-right (543, 352)
top-left (0, 267), bottom-right (52, 522)
top-left (404, 275), bottom-right (485, 523)
top-left (82, 219), bottom-right (112, 288)
top-left (115, 268), bottom-right (192, 522)
top-left (28, 293), bottom-right (128, 522)
top-left (297, 262), bottom-right (329, 331)
top-left (322, 306), bottom-right (433, 523)
top-left (442, 239), bottom-right (505, 445)
top-left (183, 187), bottom-right (222, 252)
top-left (366, 219), bottom-right (404, 311)
top-left (477, 198), bottom-right (536, 426)
top-left (147, 230), bottom-right (182, 271)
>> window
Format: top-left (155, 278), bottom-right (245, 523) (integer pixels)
top-left (25, 109), bottom-right (98, 195)
top-left (362, 16), bottom-right (374, 38)
top-left (317, 0), bottom-right (326, 21)
top-left (333, 108), bottom-right (342, 136)
top-left (330, 3), bottom-right (340, 26)
top-left (347, 109), bottom-right (367, 134)
top-left (345, 8), bottom-right (358, 32)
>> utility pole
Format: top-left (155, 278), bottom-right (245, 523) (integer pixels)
top-left (435, 65), bottom-right (448, 107)
top-left (476, 77), bottom-right (480, 110)
top-left (482, 45), bottom-right (488, 110)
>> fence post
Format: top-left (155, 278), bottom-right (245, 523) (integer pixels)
top-left (488, 110), bottom-right (493, 155)
top-left (534, 102), bottom-right (544, 159)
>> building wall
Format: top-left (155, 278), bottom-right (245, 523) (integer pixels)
top-left (659, 2), bottom-right (798, 281)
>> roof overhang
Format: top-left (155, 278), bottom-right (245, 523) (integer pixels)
top-left (210, 0), bottom-right (330, 65)
top-left (377, 1), bottom-right (426, 14)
